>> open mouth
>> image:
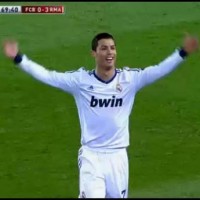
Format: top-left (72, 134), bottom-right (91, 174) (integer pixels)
top-left (106, 57), bottom-right (114, 63)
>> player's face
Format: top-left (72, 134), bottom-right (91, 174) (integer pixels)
top-left (92, 39), bottom-right (116, 70)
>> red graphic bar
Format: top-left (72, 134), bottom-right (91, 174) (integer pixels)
top-left (21, 6), bottom-right (64, 14)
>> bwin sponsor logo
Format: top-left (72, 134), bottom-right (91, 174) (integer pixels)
top-left (90, 96), bottom-right (123, 107)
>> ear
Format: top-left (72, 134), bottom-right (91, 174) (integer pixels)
top-left (91, 50), bottom-right (96, 58)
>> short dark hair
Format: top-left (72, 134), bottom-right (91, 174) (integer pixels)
top-left (91, 32), bottom-right (115, 51)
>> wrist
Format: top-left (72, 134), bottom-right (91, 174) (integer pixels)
top-left (13, 53), bottom-right (23, 64)
top-left (179, 47), bottom-right (188, 58)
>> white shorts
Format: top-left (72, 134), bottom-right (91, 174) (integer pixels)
top-left (78, 146), bottom-right (129, 198)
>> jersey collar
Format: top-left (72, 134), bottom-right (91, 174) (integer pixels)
top-left (93, 69), bottom-right (117, 84)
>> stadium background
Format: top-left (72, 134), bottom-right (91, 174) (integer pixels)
top-left (0, 2), bottom-right (200, 197)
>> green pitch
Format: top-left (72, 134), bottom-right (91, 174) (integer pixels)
top-left (0, 2), bottom-right (200, 198)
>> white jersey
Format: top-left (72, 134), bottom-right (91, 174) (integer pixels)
top-left (17, 50), bottom-right (184, 151)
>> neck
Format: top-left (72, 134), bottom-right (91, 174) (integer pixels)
top-left (95, 67), bottom-right (116, 82)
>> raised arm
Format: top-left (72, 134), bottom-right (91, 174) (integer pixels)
top-left (134, 34), bottom-right (199, 92)
top-left (3, 40), bottom-right (79, 94)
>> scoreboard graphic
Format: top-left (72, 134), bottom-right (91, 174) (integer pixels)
top-left (0, 6), bottom-right (65, 14)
